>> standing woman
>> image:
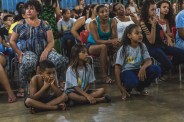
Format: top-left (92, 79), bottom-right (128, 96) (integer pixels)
top-left (157, 0), bottom-right (175, 46)
top-left (140, 0), bottom-right (184, 79)
top-left (87, 5), bottom-right (120, 84)
top-left (10, 0), bottom-right (67, 97)
top-left (113, 3), bottom-right (139, 41)
top-left (39, 0), bottom-right (61, 39)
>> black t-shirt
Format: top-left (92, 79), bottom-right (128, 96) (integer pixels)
top-left (0, 27), bottom-right (9, 42)
top-left (142, 23), bottom-right (166, 49)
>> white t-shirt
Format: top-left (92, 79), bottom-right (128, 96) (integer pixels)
top-left (85, 18), bottom-right (93, 24)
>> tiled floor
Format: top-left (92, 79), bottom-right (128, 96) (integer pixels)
top-left (1, 74), bottom-right (184, 122)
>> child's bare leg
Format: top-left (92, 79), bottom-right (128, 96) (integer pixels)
top-left (68, 92), bottom-right (88, 103)
top-left (68, 89), bottom-right (109, 104)
top-left (90, 88), bottom-right (111, 103)
top-left (25, 98), bottom-right (58, 110)
top-left (90, 88), bottom-right (105, 98)
top-left (46, 94), bottom-right (68, 106)
top-left (95, 97), bottom-right (106, 103)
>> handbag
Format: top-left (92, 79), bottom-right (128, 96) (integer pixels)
top-left (80, 30), bottom-right (90, 44)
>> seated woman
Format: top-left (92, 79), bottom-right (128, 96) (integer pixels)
top-left (157, 0), bottom-right (175, 46)
top-left (87, 5), bottom-right (120, 84)
top-left (71, 5), bottom-right (90, 42)
top-left (140, 0), bottom-right (184, 79)
top-left (126, 0), bottom-right (139, 16)
top-left (10, 0), bottom-right (68, 97)
top-left (113, 3), bottom-right (139, 41)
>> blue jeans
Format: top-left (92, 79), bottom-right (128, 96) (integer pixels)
top-left (0, 44), bottom-right (5, 53)
top-left (120, 65), bottom-right (161, 91)
top-left (61, 33), bottom-right (75, 45)
top-left (148, 46), bottom-right (184, 73)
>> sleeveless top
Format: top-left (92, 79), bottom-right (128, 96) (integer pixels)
top-left (87, 16), bottom-right (112, 44)
top-left (114, 16), bottom-right (134, 40)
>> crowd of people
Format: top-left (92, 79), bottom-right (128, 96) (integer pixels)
top-left (0, 0), bottom-right (184, 114)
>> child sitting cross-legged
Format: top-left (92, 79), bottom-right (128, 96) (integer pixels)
top-left (24, 60), bottom-right (68, 114)
top-left (65, 44), bottom-right (111, 105)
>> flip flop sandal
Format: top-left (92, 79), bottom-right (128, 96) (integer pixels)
top-left (140, 89), bottom-right (149, 96)
top-left (17, 92), bottom-right (25, 98)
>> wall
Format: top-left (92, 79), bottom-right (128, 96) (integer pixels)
top-left (1, 0), bottom-right (129, 12)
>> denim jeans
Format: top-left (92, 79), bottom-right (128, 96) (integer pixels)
top-left (148, 46), bottom-right (184, 73)
top-left (120, 65), bottom-right (161, 91)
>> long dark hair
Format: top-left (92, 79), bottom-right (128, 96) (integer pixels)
top-left (121, 24), bottom-right (143, 55)
top-left (96, 4), bottom-right (106, 14)
top-left (70, 44), bottom-right (87, 79)
top-left (25, 0), bottom-right (42, 14)
top-left (112, 2), bottom-right (119, 12)
top-left (157, 0), bottom-right (175, 29)
top-left (88, 4), bottom-right (98, 18)
top-left (127, 0), bottom-right (130, 5)
top-left (140, 0), bottom-right (156, 24)
top-left (82, 4), bottom-right (90, 17)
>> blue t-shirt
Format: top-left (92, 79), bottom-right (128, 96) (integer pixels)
top-left (175, 10), bottom-right (184, 49)
top-left (57, 18), bottom-right (74, 34)
top-left (115, 43), bottom-right (150, 72)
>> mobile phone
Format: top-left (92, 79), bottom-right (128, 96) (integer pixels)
top-left (156, 8), bottom-right (160, 19)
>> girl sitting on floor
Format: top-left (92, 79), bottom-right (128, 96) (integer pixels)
top-left (65, 44), bottom-right (111, 105)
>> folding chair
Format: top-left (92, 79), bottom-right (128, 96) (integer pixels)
top-left (172, 26), bottom-right (182, 81)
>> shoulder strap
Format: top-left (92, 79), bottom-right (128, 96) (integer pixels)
top-left (114, 17), bottom-right (121, 23)
top-left (109, 18), bottom-right (112, 33)
top-left (95, 16), bottom-right (99, 28)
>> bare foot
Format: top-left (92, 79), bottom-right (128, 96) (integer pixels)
top-left (57, 103), bottom-right (67, 111)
